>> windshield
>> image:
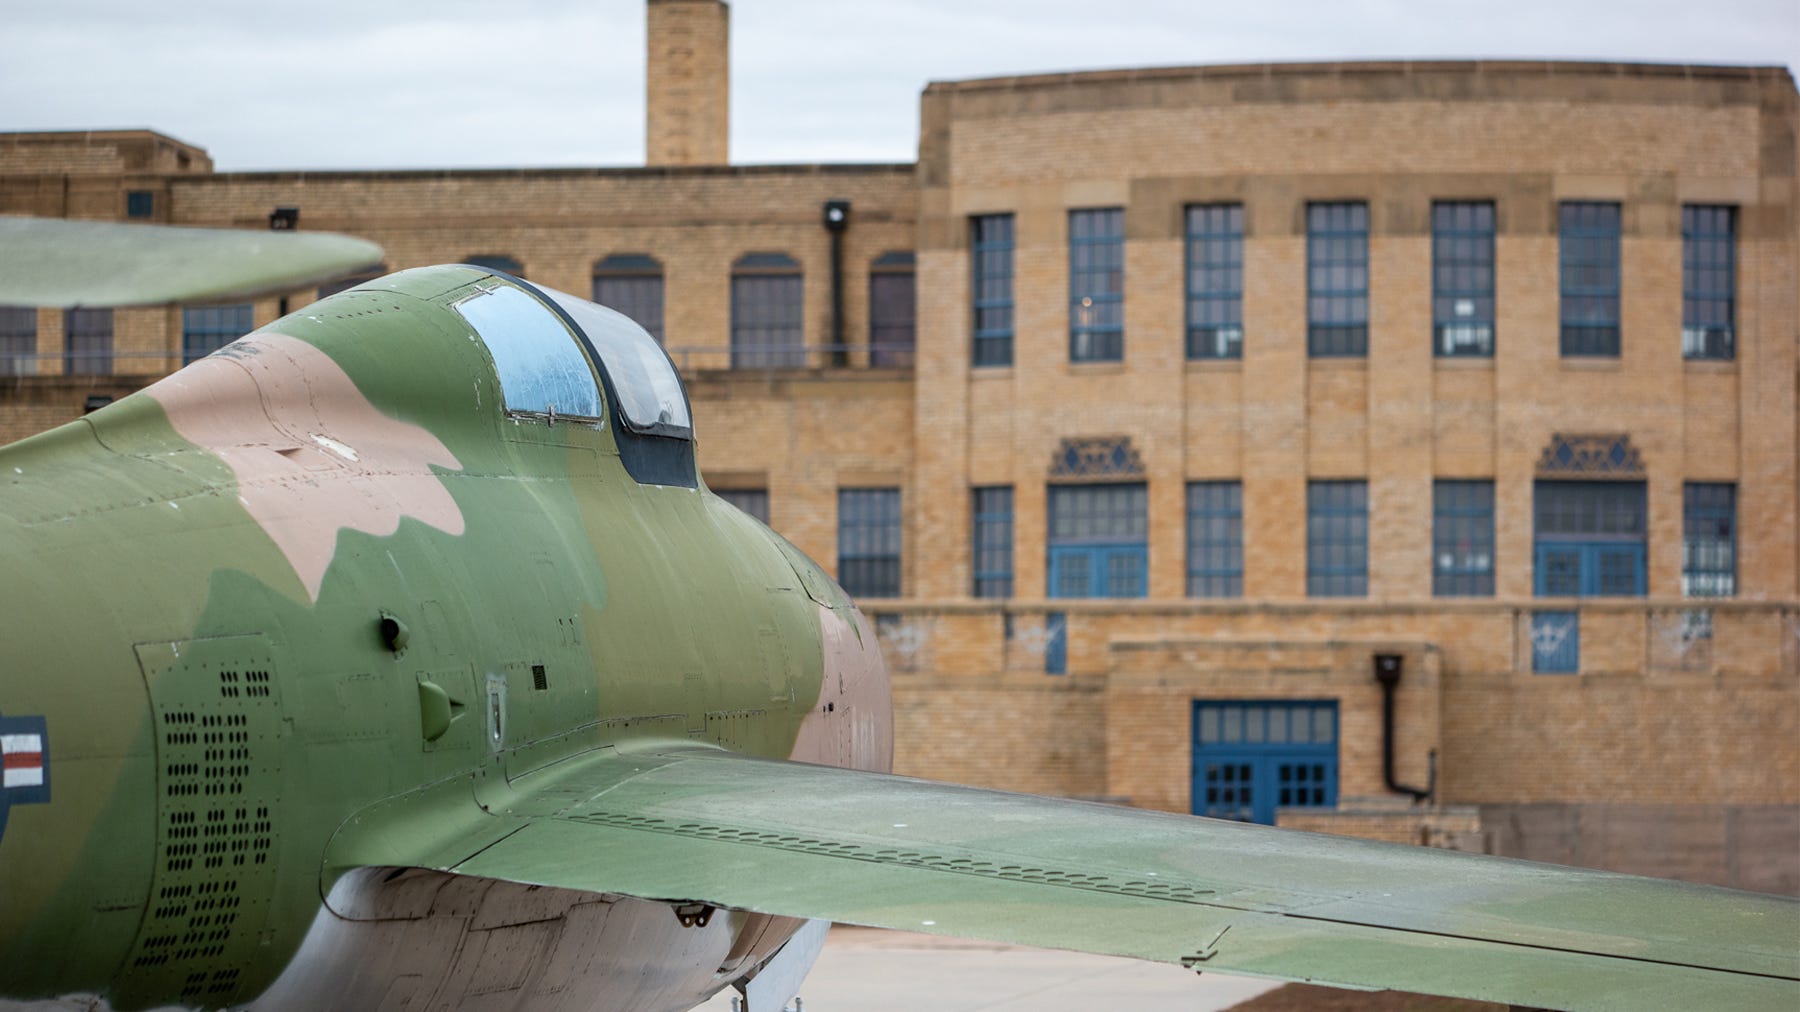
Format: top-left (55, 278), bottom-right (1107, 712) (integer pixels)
top-left (454, 285), bottom-right (603, 420)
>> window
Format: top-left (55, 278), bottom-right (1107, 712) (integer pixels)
top-left (593, 254), bottom-right (664, 344)
top-left (0, 307), bottom-right (35, 376)
top-left (1306, 202), bottom-right (1368, 357)
top-left (1432, 201), bottom-right (1495, 356)
top-left (718, 488), bottom-right (769, 526)
top-left (1307, 480), bottom-right (1367, 597)
top-left (1559, 202), bottom-right (1621, 356)
top-left (1047, 483), bottom-right (1147, 598)
top-left (869, 251), bottom-right (915, 367)
top-left (1185, 205), bottom-right (1243, 359)
top-left (1682, 206), bottom-right (1735, 360)
top-left (1433, 480), bottom-right (1495, 596)
top-left (125, 190), bottom-right (154, 219)
top-left (1068, 208), bottom-right (1124, 362)
top-left (1683, 483), bottom-right (1736, 597)
top-left (64, 308), bottom-right (112, 376)
top-left (455, 285), bottom-right (602, 419)
top-left (465, 254), bottom-right (524, 279)
top-left (1186, 481), bottom-right (1243, 597)
top-left (971, 214), bottom-right (1014, 367)
top-left (182, 304), bottom-right (253, 365)
top-left (1192, 700), bottom-right (1338, 824)
top-left (1533, 481), bottom-right (1646, 597)
top-left (972, 486), bottom-right (1014, 598)
top-left (731, 252), bottom-right (804, 368)
top-left (838, 488), bottom-right (901, 598)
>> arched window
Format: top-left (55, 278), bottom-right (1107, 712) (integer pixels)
top-left (464, 254), bottom-right (524, 280)
top-left (869, 250), bottom-right (915, 367)
top-left (592, 254), bottom-right (664, 343)
top-left (730, 252), bottom-right (802, 368)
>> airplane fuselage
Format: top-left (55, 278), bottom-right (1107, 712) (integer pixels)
top-left (0, 266), bottom-right (893, 1010)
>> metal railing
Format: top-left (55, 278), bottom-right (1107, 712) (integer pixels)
top-left (662, 342), bottom-right (915, 373)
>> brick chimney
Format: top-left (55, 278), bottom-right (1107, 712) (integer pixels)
top-left (645, 0), bottom-right (729, 166)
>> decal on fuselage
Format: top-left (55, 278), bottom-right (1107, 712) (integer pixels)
top-left (0, 713), bottom-right (50, 842)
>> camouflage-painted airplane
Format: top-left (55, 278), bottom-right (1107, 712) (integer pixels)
top-left (1, 262), bottom-right (1796, 1011)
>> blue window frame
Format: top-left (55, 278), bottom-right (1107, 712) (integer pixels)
top-left (1683, 482), bottom-right (1736, 597)
top-left (1047, 482), bottom-right (1147, 598)
top-left (1433, 479), bottom-right (1495, 596)
top-left (1185, 204), bottom-right (1243, 359)
top-left (1682, 206), bottom-right (1735, 360)
top-left (732, 252), bottom-right (804, 368)
top-left (125, 190), bottom-right (155, 219)
top-left (1192, 700), bottom-right (1338, 824)
top-left (64, 308), bottom-right (112, 376)
top-left (1068, 208), bottom-right (1124, 362)
top-left (971, 214), bottom-right (1014, 367)
top-left (1307, 480), bottom-right (1367, 597)
top-left (1432, 201), bottom-right (1495, 357)
top-left (1533, 481), bottom-right (1646, 597)
top-left (1186, 481), bottom-right (1242, 597)
top-left (1306, 202), bottom-right (1368, 357)
top-left (972, 486), bottom-right (1014, 598)
top-left (0, 306), bottom-right (36, 377)
top-left (182, 304), bottom-right (253, 365)
top-left (1559, 202), bottom-right (1621, 356)
top-left (593, 254), bottom-right (665, 344)
top-left (838, 488), bottom-right (901, 598)
top-left (717, 488), bottom-right (769, 526)
top-left (1531, 611), bottom-right (1581, 674)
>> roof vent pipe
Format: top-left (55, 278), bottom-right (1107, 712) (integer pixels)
top-left (1373, 653), bottom-right (1431, 804)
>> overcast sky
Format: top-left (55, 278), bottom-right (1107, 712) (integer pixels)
top-left (3, 0), bottom-right (1795, 172)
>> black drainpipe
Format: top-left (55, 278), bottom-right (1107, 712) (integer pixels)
top-left (823, 200), bottom-right (850, 366)
top-left (1373, 653), bottom-right (1431, 803)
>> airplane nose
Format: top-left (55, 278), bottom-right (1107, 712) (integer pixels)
top-left (790, 601), bottom-right (894, 774)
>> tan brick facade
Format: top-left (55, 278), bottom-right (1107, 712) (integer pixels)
top-left (2, 52), bottom-right (1796, 888)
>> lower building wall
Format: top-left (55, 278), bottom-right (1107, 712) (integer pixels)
top-left (1481, 803), bottom-right (1800, 895)
top-left (870, 600), bottom-right (1800, 895)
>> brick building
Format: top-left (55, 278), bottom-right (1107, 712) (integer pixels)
top-left (3, 1), bottom-right (1796, 890)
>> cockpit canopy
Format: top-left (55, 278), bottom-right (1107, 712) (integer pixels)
top-left (450, 271), bottom-right (695, 485)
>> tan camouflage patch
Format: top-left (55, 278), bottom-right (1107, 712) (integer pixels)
top-left (789, 603), bottom-right (893, 773)
top-left (146, 333), bottom-right (464, 602)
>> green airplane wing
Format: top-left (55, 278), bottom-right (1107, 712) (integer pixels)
top-left (327, 745), bottom-right (1799, 1011)
top-left (0, 215), bottom-right (382, 307)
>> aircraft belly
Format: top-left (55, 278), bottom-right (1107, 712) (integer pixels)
top-left (254, 868), bottom-right (786, 1012)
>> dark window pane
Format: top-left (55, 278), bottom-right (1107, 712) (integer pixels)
top-left (1434, 479), bottom-right (1495, 596)
top-left (1682, 482), bottom-right (1736, 596)
top-left (1187, 481), bottom-right (1243, 597)
top-left (1069, 208), bottom-right (1124, 362)
top-left (0, 306), bottom-right (37, 376)
top-left (1307, 480), bottom-right (1367, 596)
top-left (1681, 206), bottom-right (1735, 360)
top-left (182, 304), bottom-right (252, 365)
top-left (839, 487), bottom-right (901, 597)
top-left (731, 254), bottom-right (804, 368)
top-left (718, 488), bottom-right (769, 525)
top-left (1432, 201), bottom-right (1495, 356)
top-left (972, 214), bottom-right (1014, 367)
top-left (870, 267), bottom-right (915, 367)
top-left (1558, 202), bottom-right (1620, 356)
top-left (594, 254), bottom-right (665, 343)
top-left (972, 485), bottom-right (1014, 598)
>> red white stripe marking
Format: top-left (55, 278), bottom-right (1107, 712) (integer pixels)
top-left (2, 733), bottom-right (43, 788)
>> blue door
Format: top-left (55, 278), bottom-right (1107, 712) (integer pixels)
top-left (1192, 701), bottom-right (1338, 824)
top-left (1533, 542), bottom-right (1645, 596)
